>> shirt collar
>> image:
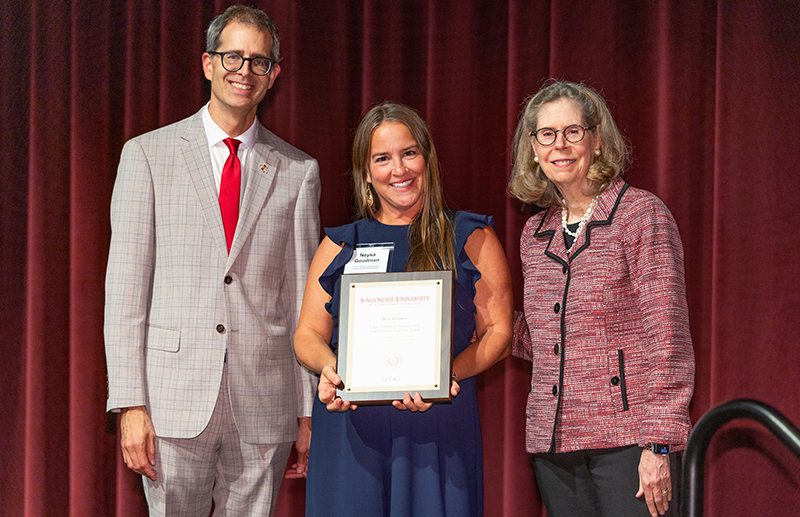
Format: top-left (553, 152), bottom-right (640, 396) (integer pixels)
top-left (202, 102), bottom-right (258, 150)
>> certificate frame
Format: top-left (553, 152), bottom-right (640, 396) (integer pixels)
top-left (336, 270), bottom-right (454, 404)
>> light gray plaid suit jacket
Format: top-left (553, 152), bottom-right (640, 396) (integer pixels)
top-left (104, 108), bottom-right (320, 443)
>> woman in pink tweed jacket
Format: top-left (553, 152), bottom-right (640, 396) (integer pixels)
top-left (508, 81), bottom-right (695, 517)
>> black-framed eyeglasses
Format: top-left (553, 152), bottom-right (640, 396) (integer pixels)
top-left (208, 51), bottom-right (276, 76)
top-left (529, 124), bottom-right (596, 146)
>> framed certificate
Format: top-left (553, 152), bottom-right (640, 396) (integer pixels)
top-left (336, 270), bottom-right (454, 404)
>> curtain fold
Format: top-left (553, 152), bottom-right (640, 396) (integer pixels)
top-left (3, 1), bottom-right (800, 515)
top-left (68, 2), bottom-right (118, 515)
top-left (24, 1), bottom-right (72, 515)
top-left (1, 3), bottom-right (31, 517)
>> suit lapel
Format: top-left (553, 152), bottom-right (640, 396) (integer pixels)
top-left (227, 126), bottom-right (279, 265)
top-left (532, 178), bottom-right (629, 268)
top-left (567, 177), bottom-right (627, 260)
top-left (534, 208), bottom-right (570, 264)
top-left (180, 112), bottom-right (230, 261)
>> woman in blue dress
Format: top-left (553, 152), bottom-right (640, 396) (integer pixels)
top-left (294, 102), bottom-right (513, 516)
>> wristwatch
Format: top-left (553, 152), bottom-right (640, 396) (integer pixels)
top-left (647, 443), bottom-right (671, 454)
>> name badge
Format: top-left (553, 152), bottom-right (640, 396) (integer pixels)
top-left (343, 243), bottom-right (394, 274)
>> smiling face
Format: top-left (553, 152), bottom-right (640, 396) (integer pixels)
top-left (367, 122), bottom-right (427, 224)
top-left (203, 21), bottom-right (280, 134)
top-left (532, 98), bottom-right (600, 201)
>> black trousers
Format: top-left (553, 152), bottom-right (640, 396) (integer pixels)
top-left (534, 445), bottom-right (682, 517)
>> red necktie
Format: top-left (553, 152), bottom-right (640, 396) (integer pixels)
top-left (219, 138), bottom-right (241, 253)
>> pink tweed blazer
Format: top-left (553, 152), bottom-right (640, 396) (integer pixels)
top-left (513, 177), bottom-right (695, 454)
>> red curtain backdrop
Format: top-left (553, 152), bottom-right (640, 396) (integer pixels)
top-left (3, 1), bottom-right (799, 515)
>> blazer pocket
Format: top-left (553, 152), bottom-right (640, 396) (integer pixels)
top-left (265, 334), bottom-right (293, 360)
top-left (145, 325), bottom-right (181, 352)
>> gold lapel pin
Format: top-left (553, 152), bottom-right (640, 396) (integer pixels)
top-left (259, 163), bottom-right (269, 174)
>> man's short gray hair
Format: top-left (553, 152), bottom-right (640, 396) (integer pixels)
top-left (206, 5), bottom-right (281, 62)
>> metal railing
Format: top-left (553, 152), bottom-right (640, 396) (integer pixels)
top-left (682, 398), bottom-right (800, 517)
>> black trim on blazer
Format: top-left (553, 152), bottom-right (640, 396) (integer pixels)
top-left (618, 350), bottom-right (629, 411)
top-left (529, 181), bottom-right (632, 451)
top-left (529, 207), bottom-right (568, 453)
top-left (568, 181), bottom-right (629, 261)
top-left (547, 265), bottom-right (570, 453)
top-left (533, 206), bottom-right (569, 271)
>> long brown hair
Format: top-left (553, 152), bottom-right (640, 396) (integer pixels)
top-left (351, 103), bottom-right (455, 272)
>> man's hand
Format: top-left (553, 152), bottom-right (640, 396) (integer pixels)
top-left (285, 417), bottom-right (312, 479)
top-left (119, 406), bottom-right (157, 481)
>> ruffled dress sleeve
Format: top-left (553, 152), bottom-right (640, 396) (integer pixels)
top-left (449, 212), bottom-right (494, 355)
top-left (318, 222), bottom-right (357, 299)
top-left (452, 211), bottom-right (494, 305)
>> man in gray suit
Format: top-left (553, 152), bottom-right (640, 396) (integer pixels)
top-left (104, 6), bottom-right (320, 515)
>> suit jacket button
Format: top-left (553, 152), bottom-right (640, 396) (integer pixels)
top-left (552, 385), bottom-right (558, 396)
top-left (611, 376), bottom-right (620, 385)
top-left (562, 265), bottom-right (567, 274)
top-left (554, 343), bottom-right (560, 355)
top-left (529, 384), bottom-right (533, 393)
top-left (216, 324), bottom-right (225, 334)
top-left (554, 302), bottom-right (560, 314)
top-left (224, 275), bottom-right (233, 285)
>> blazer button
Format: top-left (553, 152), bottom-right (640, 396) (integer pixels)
top-left (216, 324), bottom-right (225, 334)
top-left (562, 265), bottom-right (567, 274)
top-left (529, 384), bottom-right (533, 393)
top-left (552, 385), bottom-right (558, 396)
top-left (611, 376), bottom-right (620, 385)
top-left (224, 275), bottom-right (233, 285)
top-left (554, 302), bottom-right (560, 314)
top-left (554, 343), bottom-right (560, 355)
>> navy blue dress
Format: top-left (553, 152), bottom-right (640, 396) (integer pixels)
top-left (305, 211), bottom-right (493, 517)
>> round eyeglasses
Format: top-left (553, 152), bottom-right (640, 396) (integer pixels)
top-left (208, 51), bottom-right (276, 76)
top-left (530, 124), bottom-right (596, 146)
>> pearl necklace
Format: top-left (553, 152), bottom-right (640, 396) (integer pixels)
top-left (562, 197), bottom-right (598, 253)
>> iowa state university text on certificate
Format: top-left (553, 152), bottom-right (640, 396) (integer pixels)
top-left (337, 271), bottom-right (453, 403)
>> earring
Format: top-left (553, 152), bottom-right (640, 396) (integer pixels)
top-left (366, 186), bottom-right (374, 208)
top-left (595, 149), bottom-right (600, 156)
top-left (534, 156), bottom-right (539, 163)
